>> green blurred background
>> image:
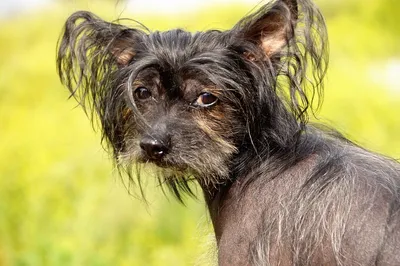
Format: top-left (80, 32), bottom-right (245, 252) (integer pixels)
top-left (0, 0), bottom-right (399, 265)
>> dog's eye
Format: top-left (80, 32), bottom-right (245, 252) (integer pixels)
top-left (134, 87), bottom-right (152, 100)
top-left (195, 92), bottom-right (218, 107)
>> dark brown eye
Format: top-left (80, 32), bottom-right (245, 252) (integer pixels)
top-left (134, 87), bottom-right (151, 100)
top-left (195, 92), bottom-right (218, 107)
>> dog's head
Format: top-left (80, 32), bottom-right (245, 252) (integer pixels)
top-left (57, 0), bottom-right (327, 199)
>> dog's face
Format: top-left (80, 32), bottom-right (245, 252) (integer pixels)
top-left (57, 0), bottom-right (327, 197)
top-left (120, 39), bottom-right (245, 185)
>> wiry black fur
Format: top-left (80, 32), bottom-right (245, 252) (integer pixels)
top-left (57, 0), bottom-right (400, 265)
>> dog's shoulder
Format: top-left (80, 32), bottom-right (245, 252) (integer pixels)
top-left (236, 128), bottom-right (400, 265)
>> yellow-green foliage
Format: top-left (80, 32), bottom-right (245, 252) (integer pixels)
top-left (0, 1), bottom-right (398, 265)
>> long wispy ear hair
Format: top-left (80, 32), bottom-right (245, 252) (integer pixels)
top-left (233, 0), bottom-right (328, 127)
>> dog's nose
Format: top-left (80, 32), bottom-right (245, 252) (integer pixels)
top-left (140, 135), bottom-right (170, 160)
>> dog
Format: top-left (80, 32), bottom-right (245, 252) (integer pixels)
top-left (56, 0), bottom-right (400, 265)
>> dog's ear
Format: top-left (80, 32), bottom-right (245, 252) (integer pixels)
top-left (57, 11), bottom-right (143, 70)
top-left (57, 11), bottom-right (146, 109)
top-left (233, 0), bottom-right (328, 127)
top-left (109, 31), bottom-right (138, 66)
top-left (234, 0), bottom-right (298, 58)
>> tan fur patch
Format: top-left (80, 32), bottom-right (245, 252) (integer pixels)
top-left (195, 115), bottom-right (237, 155)
top-left (122, 108), bottom-right (132, 120)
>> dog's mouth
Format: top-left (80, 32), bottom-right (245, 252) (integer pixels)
top-left (138, 156), bottom-right (168, 168)
top-left (137, 152), bottom-right (188, 172)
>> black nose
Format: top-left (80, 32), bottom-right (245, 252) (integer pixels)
top-left (140, 135), bottom-right (170, 160)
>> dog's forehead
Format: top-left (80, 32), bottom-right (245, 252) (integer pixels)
top-left (144, 29), bottom-right (227, 61)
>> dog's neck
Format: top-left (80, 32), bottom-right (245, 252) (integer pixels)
top-left (202, 173), bottom-right (264, 264)
top-left (201, 154), bottom-right (260, 242)
top-left (200, 149), bottom-right (264, 237)
top-left (201, 128), bottom-right (310, 243)
top-left (203, 182), bottom-right (232, 241)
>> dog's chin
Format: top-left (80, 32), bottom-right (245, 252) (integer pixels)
top-left (137, 156), bottom-right (167, 167)
top-left (136, 153), bottom-right (189, 173)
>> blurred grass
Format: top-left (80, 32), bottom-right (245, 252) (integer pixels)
top-left (0, 0), bottom-right (399, 265)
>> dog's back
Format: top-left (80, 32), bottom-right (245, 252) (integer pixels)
top-left (216, 127), bottom-right (400, 265)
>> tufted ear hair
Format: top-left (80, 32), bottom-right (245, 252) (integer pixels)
top-left (57, 11), bottom-right (143, 66)
top-left (56, 11), bottom-right (146, 103)
top-left (232, 0), bottom-right (328, 126)
top-left (233, 0), bottom-right (298, 58)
